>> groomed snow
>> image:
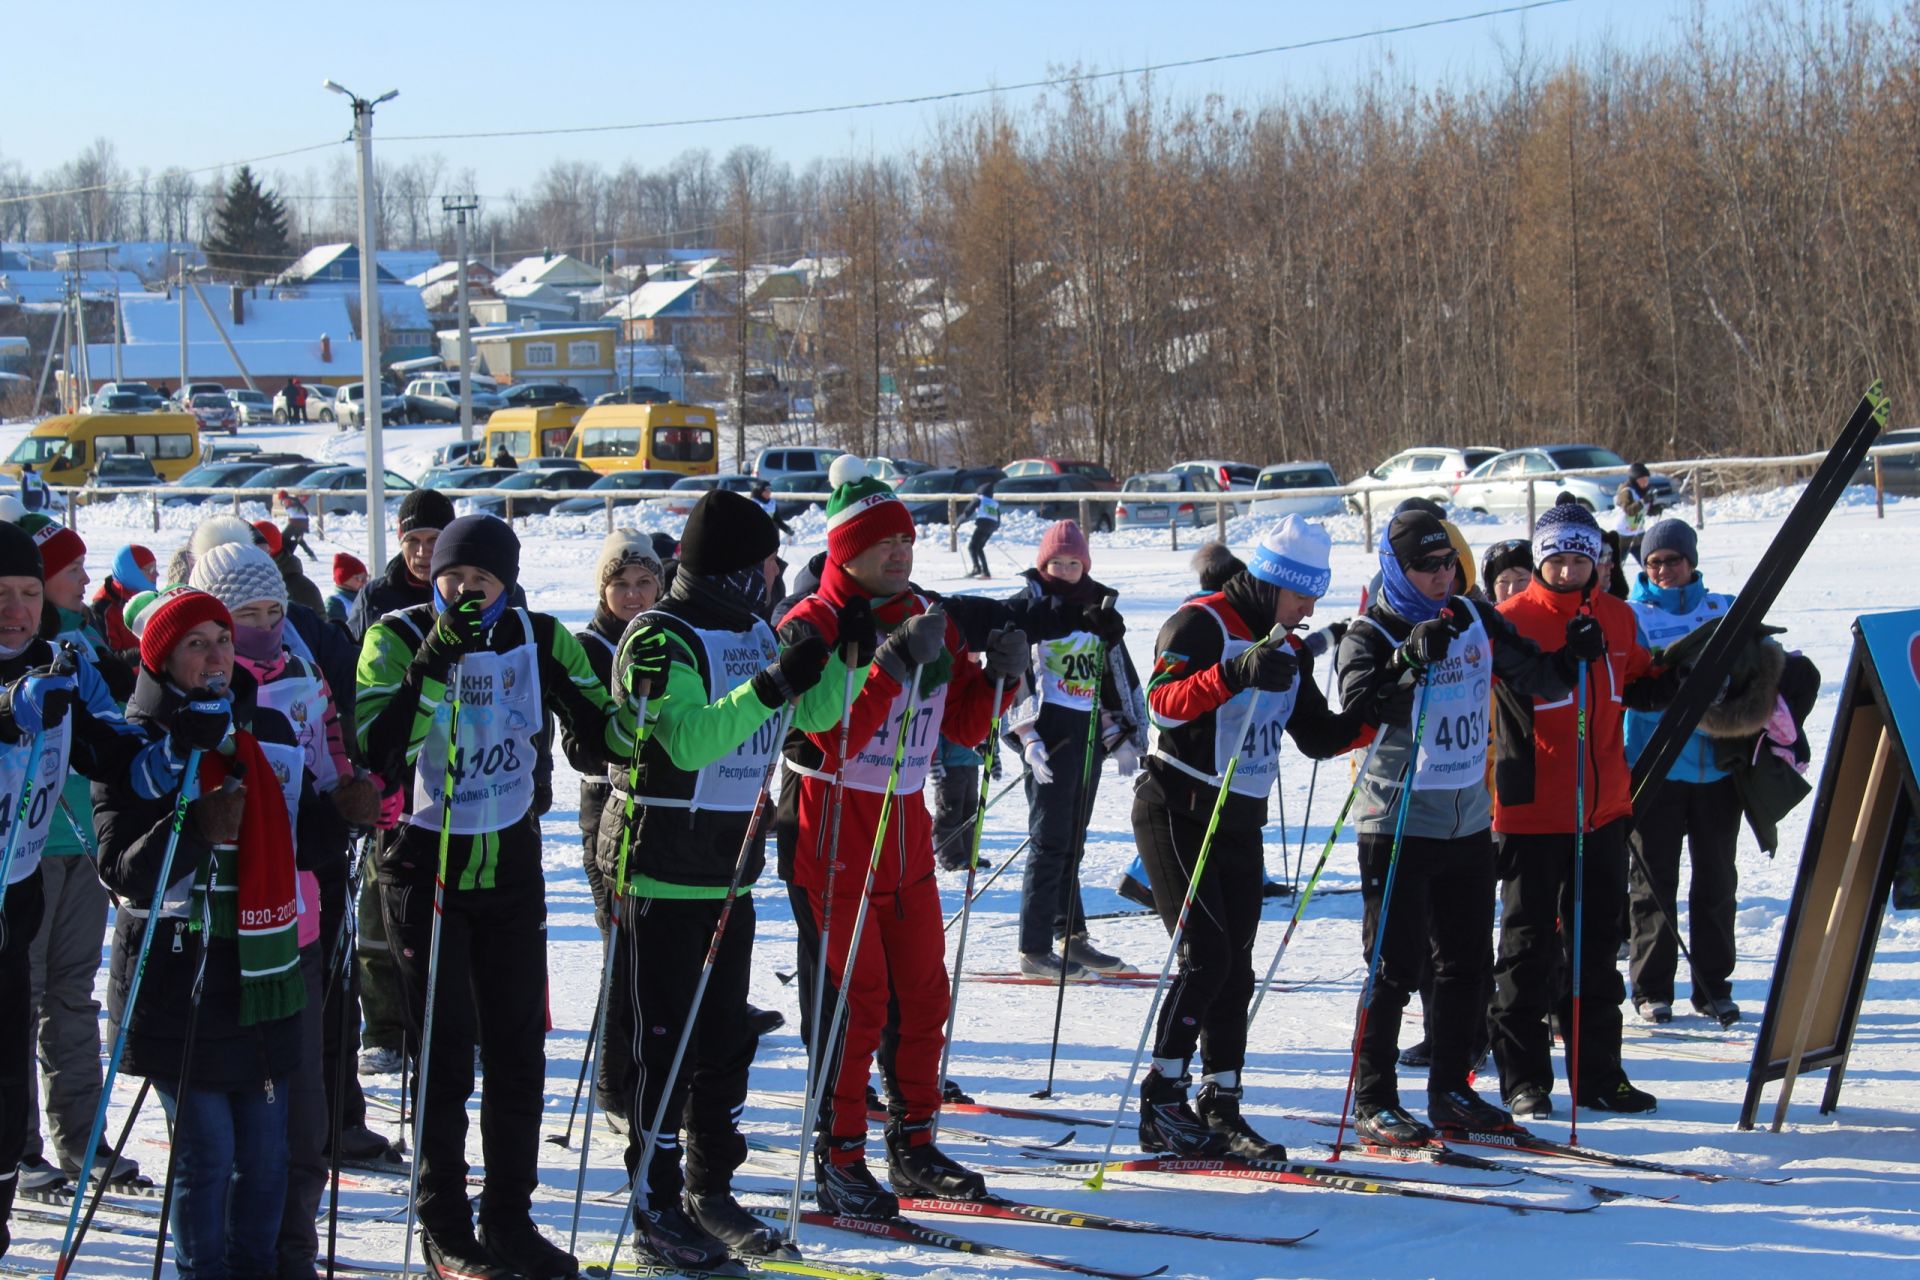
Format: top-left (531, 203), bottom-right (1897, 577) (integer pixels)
top-left (6, 415), bottom-right (1920, 1280)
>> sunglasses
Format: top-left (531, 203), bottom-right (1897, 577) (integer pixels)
top-left (1645, 554), bottom-right (1689, 570)
top-left (1409, 551), bottom-right (1460, 574)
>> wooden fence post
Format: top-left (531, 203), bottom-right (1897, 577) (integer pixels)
top-left (1874, 456), bottom-right (1885, 519)
top-left (1525, 480), bottom-right (1537, 536)
top-left (1362, 490), bottom-right (1373, 547)
top-left (1694, 468), bottom-right (1706, 529)
top-left (948, 499), bottom-right (959, 554)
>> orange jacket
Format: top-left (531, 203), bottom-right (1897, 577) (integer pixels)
top-left (1491, 581), bottom-right (1668, 835)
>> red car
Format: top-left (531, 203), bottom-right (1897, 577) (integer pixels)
top-left (999, 457), bottom-right (1119, 490)
top-left (188, 392), bottom-right (238, 435)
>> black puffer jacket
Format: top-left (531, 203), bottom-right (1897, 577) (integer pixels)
top-left (96, 669), bottom-right (336, 1089)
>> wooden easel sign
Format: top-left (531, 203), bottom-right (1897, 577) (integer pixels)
top-left (1739, 608), bottom-right (1920, 1130)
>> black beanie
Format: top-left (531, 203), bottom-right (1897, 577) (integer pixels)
top-left (429, 514), bottom-right (520, 587)
top-left (1394, 496), bottom-right (1447, 522)
top-left (0, 521), bottom-right (43, 580)
top-left (1388, 510), bottom-right (1452, 569)
top-left (1481, 537), bottom-right (1532, 585)
top-left (679, 489), bottom-right (777, 578)
top-left (398, 488), bottom-right (457, 535)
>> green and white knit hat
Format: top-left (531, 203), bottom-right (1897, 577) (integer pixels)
top-left (825, 454), bottom-right (914, 564)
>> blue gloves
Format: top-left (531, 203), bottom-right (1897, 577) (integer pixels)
top-left (8, 667), bottom-right (76, 736)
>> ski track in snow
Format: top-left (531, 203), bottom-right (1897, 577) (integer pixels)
top-left (8, 417), bottom-right (1920, 1278)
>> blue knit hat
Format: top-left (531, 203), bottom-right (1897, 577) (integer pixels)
top-left (1532, 502), bottom-right (1602, 566)
top-left (1246, 515), bottom-right (1332, 598)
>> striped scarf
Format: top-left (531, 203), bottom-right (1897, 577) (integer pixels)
top-left (191, 732), bottom-right (305, 1026)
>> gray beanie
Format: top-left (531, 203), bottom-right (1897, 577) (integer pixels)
top-left (595, 528), bottom-right (663, 589)
top-left (190, 541), bottom-right (288, 611)
top-left (1642, 518), bottom-right (1699, 567)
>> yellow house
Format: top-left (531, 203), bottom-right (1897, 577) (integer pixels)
top-left (468, 327), bottom-right (618, 398)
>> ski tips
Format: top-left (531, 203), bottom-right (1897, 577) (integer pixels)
top-left (1865, 379), bottom-right (1890, 427)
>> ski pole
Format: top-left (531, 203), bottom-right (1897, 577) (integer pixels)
top-left (325, 838), bottom-right (367, 1280)
top-left (564, 675), bottom-right (650, 1256)
top-left (940, 832), bottom-right (1033, 932)
top-left (788, 678), bottom-right (924, 1246)
top-left (1291, 651), bottom-right (1340, 886)
top-left (606, 705), bottom-right (794, 1275)
top-left (1331, 674), bottom-right (1431, 1161)
top-left (1036, 595), bottom-right (1117, 1100)
top-left (1570, 658), bottom-right (1589, 1146)
top-left (929, 767), bottom-right (1026, 866)
top-left (1246, 728), bottom-right (1386, 1034)
top-left (934, 675), bottom-right (1005, 1137)
top-left (54, 746), bottom-right (205, 1280)
top-left (63, 1077), bottom-right (151, 1271)
top-left (151, 834), bottom-right (224, 1280)
top-left (58, 794), bottom-right (96, 859)
top-left (547, 982), bottom-right (603, 1151)
top-left (399, 661), bottom-right (464, 1280)
top-left (1085, 626), bottom-right (1286, 1190)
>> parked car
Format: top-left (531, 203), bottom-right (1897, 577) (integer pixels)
top-left (171, 381), bottom-right (228, 410)
top-left (903, 365), bottom-right (953, 421)
top-left (1114, 471), bottom-right (1219, 529)
top-left (188, 392), bottom-right (238, 435)
top-left (895, 466), bottom-right (1007, 524)
top-left (867, 456), bottom-right (930, 483)
top-left (86, 391), bottom-right (149, 415)
top-left (1451, 445), bottom-right (1677, 516)
top-left (499, 382), bottom-right (587, 409)
top-left (656, 473), bottom-right (758, 518)
top-left (90, 381), bottom-right (164, 411)
top-left (1248, 461), bottom-right (1345, 519)
top-left (415, 465), bottom-right (517, 493)
top-left (249, 460), bottom-right (349, 491)
top-left (1854, 427), bottom-right (1920, 495)
top-left (273, 383), bottom-right (338, 423)
top-left (516, 457), bottom-right (589, 473)
top-left (403, 376), bottom-right (507, 424)
top-left (735, 369), bottom-right (790, 424)
top-left (593, 384), bottom-right (674, 407)
top-left (227, 388), bottom-right (275, 426)
top-left (333, 381), bottom-right (407, 431)
top-left (753, 445), bottom-right (844, 480)
top-left (202, 439), bottom-right (262, 463)
top-left (996, 473), bottom-right (1117, 531)
top-left (1346, 445), bottom-right (1504, 513)
top-left (87, 452), bottom-right (161, 495)
top-left (1170, 459), bottom-right (1260, 494)
top-left (767, 471), bottom-right (832, 520)
top-left (549, 469), bottom-right (689, 515)
top-left (291, 466), bottom-right (418, 516)
top-left (464, 468), bottom-right (602, 518)
top-left (166, 460), bottom-right (278, 504)
top-left (431, 438), bottom-right (487, 468)
top-left (1000, 457), bottom-right (1119, 490)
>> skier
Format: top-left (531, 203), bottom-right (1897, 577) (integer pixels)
top-left (255, 520), bottom-right (326, 617)
top-left (607, 491), bottom-right (828, 1265)
top-left (1623, 518), bottom-right (1740, 1024)
top-left (1132, 517), bottom-right (1364, 1157)
top-left (960, 481), bottom-right (1000, 579)
top-left (94, 586), bottom-right (315, 1280)
top-left (1336, 507), bottom-right (1592, 1144)
top-left (329, 552), bottom-right (370, 628)
top-left (1614, 462), bottom-right (1657, 563)
top-left (1006, 519), bottom-right (1140, 977)
top-left (17, 464), bottom-right (48, 514)
top-left (777, 457), bottom-right (1023, 1217)
top-left (568, 529), bottom-right (662, 1129)
top-left (355, 514), bottom-right (635, 1279)
top-left (188, 542), bottom-right (383, 1277)
top-left (1488, 502), bottom-right (1676, 1119)
top-left (751, 479), bottom-right (795, 539)
top-left (0, 522), bottom-right (172, 1258)
top-left (89, 544), bottom-right (158, 654)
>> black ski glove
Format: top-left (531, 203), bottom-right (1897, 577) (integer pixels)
top-left (415, 591), bottom-right (488, 678)
top-left (1222, 642), bottom-right (1297, 694)
top-left (753, 634), bottom-right (831, 707)
top-left (1398, 606), bottom-right (1468, 670)
top-left (981, 626), bottom-right (1028, 682)
top-left (835, 596), bottom-right (877, 669)
top-left (1564, 614), bottom-right (1606, 664)
top-left (1075, 601), bottom-right (1126, 647)
top-left (874, 611), bottom-right (947, 686)
top-left (172, 689), bottom-right (232, 756)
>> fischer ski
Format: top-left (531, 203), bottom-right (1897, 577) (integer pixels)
top-left (891, 1193), bottom-right (1315, 1247)
top-left (748, 1204), bottom-right (1171, 1280)
top-left (1018, 1147), bottom-right (1523, 1189)
top-left (1342, 1140), bottom-right (1671, 1203)
top-left (1434, 1126), bottom-right (1792, 1185)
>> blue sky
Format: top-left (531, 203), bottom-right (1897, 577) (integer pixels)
top-left (1, 1), bottom-right (1896, 195)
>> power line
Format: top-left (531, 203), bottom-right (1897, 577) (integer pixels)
top-left (382, 2), bottom-right (1571, 144)
top-left (0, 139), bottom-right (342, 208)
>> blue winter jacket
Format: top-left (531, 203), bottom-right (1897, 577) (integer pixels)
top-left (1623, 573), bottom-right (1731, 784)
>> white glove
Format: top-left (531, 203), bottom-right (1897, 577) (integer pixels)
top-left (1023, 738), bottom-right (1054, 785)
top-left (1110, 740), bottom-right (1141, 777)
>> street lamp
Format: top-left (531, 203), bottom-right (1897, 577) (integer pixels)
top-left (324, 80), bottom-right (399, 572)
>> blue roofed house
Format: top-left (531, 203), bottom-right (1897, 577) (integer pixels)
top-left (81, 288), bottom-right (363, 391)
top-left (274, 243), bottom-right (436, 360)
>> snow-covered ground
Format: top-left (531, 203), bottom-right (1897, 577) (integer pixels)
top-left (8, 416), bottom-right (1920, 1279)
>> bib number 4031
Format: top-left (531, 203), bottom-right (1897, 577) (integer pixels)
top-left (1431, 710), bottom-right (1485, 753)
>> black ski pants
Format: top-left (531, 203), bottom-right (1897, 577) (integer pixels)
top-left (931, 762), bottom-right (980, 870)
top-left (1, 871), bottom-right (46, 1181)
top-left (1133, 794), bottom-right (1263, 1077)
top-left (617, 894), bottom-right (756, 1209)
top-left (1628, 776), bottom-right (1741, 1006)
top-left (968, 521), bottom-right (998, 577)
top-left (1354, 831), bottom-right (1495, 1111)
top-left (1488, 820), bottom-right (1630, 1103)
top-left (379, 854), bottom-right (548, 1234)
top-left (1021, 706), bottom-right (1100, 955)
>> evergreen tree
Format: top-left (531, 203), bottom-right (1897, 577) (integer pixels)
top-left (203, 166), bottom-right (291, 283)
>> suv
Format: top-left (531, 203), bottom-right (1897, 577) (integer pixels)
top-left (89, 452), bottom-right (160, 491)
top-left (1346, 446), bottom-right (1503, 513)
top-left (896, 466), bottom-right (1007, 524)
top-left (996, 473), bottom-right (1117, 531)
top-left (754, 445), bottom-right (844, 480)
top-left (334, 381), bottom-right (408, 431)
top-left (1170, 460), bottom-right (1260, 493)
top-left (227, 388), bottom-right (274, 426)
top-left (403, 377), bottom-right (507, 424)
top-left (903, 366), bottom-right (953, 421)
top-left (736, 369), bottom-right (790, 424)
top-left (1000, 458), bottom-right (1118, 490)
top-left (1452, 445), bottom-right (1677, 517)
top-left (594, 385), bottom-right (674, 406)
top-left (500, 382), bottom-right (587, 409)
top-left (1249, 461), bottom-right (1344, 519)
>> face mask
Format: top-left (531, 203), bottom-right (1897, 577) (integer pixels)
top-left (233, 617), bottom-right (285, 661)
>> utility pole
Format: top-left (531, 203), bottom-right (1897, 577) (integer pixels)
top-left (326, 79), bottom-right (399, 572)
top-left (178, 252), bottom-right (189, 399)
top-left (443, 195), bottom-right (479, 443)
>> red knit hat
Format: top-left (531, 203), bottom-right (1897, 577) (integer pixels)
top-left (26, 519), bottom-right (85, 580)
top-left (251, 521), bottom-right (283, 557)
top-left (332, 552), bottom-right (369, 587)
top-left (138, 586), bottom-right (234, 675)
top-left (1036, 520), bottom-right (1091, 575)
top-left (823, 455), bottom-right (914, 567)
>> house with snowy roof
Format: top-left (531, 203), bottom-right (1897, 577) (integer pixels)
top-left (273, 243), bottom-right (434, 358)
top-left (79, 287), bottom-right (362, 389)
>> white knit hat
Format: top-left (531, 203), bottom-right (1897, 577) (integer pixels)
top-left (595, 528), bottom-right (663, 588)
top-left (190, 514), bottom-right (258, 558)
top-left (1246, 515), bottom-right (1333, 598)
top-left (190, 541), bottom-right (287, 611)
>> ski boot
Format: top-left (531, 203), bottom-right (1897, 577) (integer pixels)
top-left (1353, 1103), bottom-right (1434, 1148)
top-left (1194, 1081), bottom-right (1287, 1161)
top-left (1428, 1087), bottom-right (1518, 1134)
top-left (1635, 997), bottom-right (1674, 1024)
top-left (941, 1078), bottom-right (976, 1105)
top-left (424, 1220), bottom-right (527, 1280)
top-left (15, 1156), bottom-right (66, 1195)
top-left (1138, 1069), bottom-right (1230, 1157)
top-left (633, 1201), bottom-right (731, 1273)
top-left (813, 1135), bottom-right (898, 1220)
top-left (1064, 933), bottom-right (1132, 974)
top-left (745, 1003), bottom-right (786, 1037)
top-left (686, 1190), bottom-right (799, 1260)
top-left (885, 1118), bottom-right (988, 1200)
top-left (1505, 1086), bottom-right (1553, 1120)
top-left (1690, 996), bottom-right (1741, 1027)
top-left (477, 1215), bottom-right (578, 1279)
top-left (1578, 1078), bottom-right (1658, 1114)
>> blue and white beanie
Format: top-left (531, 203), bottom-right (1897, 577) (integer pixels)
top-left (1246, 515), bottom-right (1333, 598)
top-left (1532, 502), bottom-right (1602, 566)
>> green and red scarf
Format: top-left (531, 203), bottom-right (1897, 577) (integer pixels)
top-left (191, 732), bottom-right (305, 1026)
